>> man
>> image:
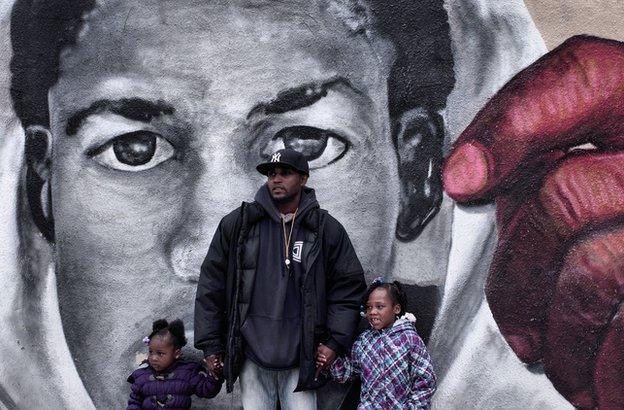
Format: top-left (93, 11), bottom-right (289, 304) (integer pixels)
top-left (194, 147), bottom-right (366, 408)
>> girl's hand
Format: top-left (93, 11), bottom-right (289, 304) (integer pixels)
top-left (202, 353), bottom-right (223, 379)
top-left (315, 353), bottom-right (327, 369)
top-left (314, 343), bottom-right (336, 380)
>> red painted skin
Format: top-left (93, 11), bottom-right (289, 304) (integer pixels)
top-left (443, 35), bottom-right (624, 409)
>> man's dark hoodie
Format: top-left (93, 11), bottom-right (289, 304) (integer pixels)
top-left (240, 185), bottom-right (318, 369)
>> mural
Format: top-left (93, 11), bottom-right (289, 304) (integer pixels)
top-left (0, 0), bottom-right (621, 408)
top-left (444, 34), bottom-right (624, 410)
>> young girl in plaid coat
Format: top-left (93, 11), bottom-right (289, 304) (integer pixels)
top-left (316, 279), bottom-right (436, 409)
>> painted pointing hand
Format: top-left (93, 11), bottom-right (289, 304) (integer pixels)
top-left (443, 35), bottom-right (624, 409)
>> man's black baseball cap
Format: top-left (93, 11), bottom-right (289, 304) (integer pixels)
top-left (256, 148), bottom-right (310, 176)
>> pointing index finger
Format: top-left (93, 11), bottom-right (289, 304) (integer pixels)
top-left (443, 35), bottom-right (624, 202)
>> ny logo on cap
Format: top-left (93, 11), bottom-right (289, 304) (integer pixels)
top-left (271, 152), bottom-right (281, 162)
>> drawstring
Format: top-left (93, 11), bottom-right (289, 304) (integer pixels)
top-left (281, 208), bottom-right (298, 274)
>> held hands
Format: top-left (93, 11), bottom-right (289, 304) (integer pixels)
top-left (202, 353), bottom-right (223, 380)
top-left (443, 36), bottom-right (624, 409)
top-left (314, 343), bottom-right (336, 381)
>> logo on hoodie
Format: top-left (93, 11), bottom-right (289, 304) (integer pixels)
top-left (292, 241), bottom-right (303, 263)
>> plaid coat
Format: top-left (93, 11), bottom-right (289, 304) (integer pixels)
top-left (330, 318), bottom-right (436, 409)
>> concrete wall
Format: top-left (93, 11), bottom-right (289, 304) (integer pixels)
top-left (0, 0), bottom-right (621, 408)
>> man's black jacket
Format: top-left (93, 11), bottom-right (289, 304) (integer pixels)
top-left (194, 195), bottom-right (366, 393)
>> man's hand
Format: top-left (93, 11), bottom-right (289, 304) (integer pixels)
top-left (314, 343), bottom-right (336, 380)
top-left (202, 353), bottom-right (223, 379)
top-left (443, 35), bottom-right (624, 409)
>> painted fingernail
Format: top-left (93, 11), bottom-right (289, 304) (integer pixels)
top-left (443, 142), bottom-right (490, 201)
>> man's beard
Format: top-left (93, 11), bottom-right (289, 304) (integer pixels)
top-left (271, 190), bottom-right (298, 204)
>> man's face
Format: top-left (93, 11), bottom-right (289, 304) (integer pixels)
top-left (267, 167), bottom-right (307, 203)
top-left (47, 0), bottom-right (398, 405)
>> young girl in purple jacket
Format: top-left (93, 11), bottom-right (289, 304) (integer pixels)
top-left (127, 319), bottom-right (222, 409)
top-left (316, 279), bottom-right (437, 409)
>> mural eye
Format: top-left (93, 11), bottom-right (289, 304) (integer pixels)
top-left (88, 130), bottom-right (175, 171)
top-left (262, 126), bottom-right (349, 169)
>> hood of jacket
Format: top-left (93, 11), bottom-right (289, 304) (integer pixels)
top-left (254, 184), bottom-right (319, 222)
top-left (367, 317), bottom-right (417, 338)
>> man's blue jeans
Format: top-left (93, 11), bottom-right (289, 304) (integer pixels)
top-left (239, 360), bottom-right (317, 409)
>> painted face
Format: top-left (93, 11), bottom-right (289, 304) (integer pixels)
top-left (46, 0), bottom-right (398, 405)
top-left (267, 167), bottom-right (307, 204)
top-left (148, 335), bottom-right (180, 373)
top-left (366, 288), bottom-right (401, 330)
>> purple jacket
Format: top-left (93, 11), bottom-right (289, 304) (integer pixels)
top-left (126, 359), bottom-right (222, 409)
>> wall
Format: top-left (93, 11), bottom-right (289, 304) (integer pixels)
top-left (0, 0), bottom-right (621, 408)
top-left (524, 0), bottom-right (624, 48)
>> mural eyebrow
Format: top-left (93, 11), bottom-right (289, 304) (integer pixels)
top-left (65, 98), bottom-right (175, 135)
top-left (246, 76), bottom-right (362, 119)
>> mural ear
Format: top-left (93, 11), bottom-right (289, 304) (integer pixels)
top-left (394, 108), bottom-right (444, 242)
top-left (24, 125), bottom-right (54, 241)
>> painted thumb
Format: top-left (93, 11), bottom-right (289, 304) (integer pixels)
top-left (443, 141), bottom-right (491, 202)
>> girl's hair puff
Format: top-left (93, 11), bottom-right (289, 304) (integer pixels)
top-left (148, 318), bottom-right (187, 349)
top-left (362, 278), bottom-right (408, 316)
